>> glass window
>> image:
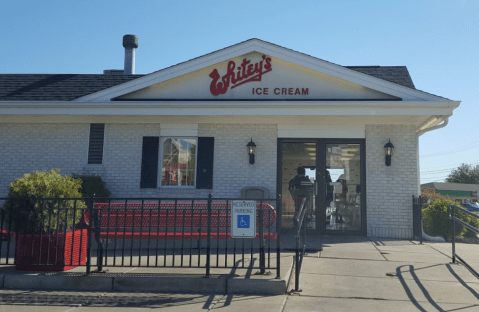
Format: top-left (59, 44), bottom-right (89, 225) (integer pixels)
top-left (161, 138), bottom-right (197, 187)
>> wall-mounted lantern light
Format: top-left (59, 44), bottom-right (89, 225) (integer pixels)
top-left (384, 139), bottom-right (394, 166)
top-left (247, 138), bottom-right (256, 164)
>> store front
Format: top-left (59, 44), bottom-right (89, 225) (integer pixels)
top-left (0, 38), bottom-right (460, 238)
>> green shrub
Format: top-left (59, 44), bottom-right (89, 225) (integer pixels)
top-left (72, 174), bottom-right (110, 198)
top-left (3, 170), bottom-right (85, 233)
top-left (463, 212), bottom-right (479, 238)
top-left (422, 199), bottom-right (479, 239)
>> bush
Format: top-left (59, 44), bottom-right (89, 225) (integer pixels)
top-left (422, 199), bottom-right (479, 239)
top-left (463, 212), bottom-right (479, 238)
top-left (72, 175), bottom-right (110, 198)
top-left (3, 170), bottom-right (85, 233)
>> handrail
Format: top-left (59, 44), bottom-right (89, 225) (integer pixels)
top-left (448, 204), bottom-right (479, 278)
top-left (294, 197), bottom-right (308, 292)
top-left (412, 195), bottom-right (423, 243)
top-left (294, 198), bottom-right (308, 237)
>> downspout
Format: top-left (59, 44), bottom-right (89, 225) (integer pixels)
top-left (417, 117), bottom-right (449, 137)
top-left (416, 116), bottom-right (449, 242)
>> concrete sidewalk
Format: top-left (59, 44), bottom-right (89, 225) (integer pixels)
top-left (285, 237), bottom-right (479, 311)
top-left (1, 237), bottom-right (479, 311)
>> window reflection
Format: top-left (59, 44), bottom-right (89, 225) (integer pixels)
top-left (281, 143), bottom-right (317, 231)
top-left (161, 138), bottom-right (197, 186)
top-left (326, 144), bottom-right (361, 231)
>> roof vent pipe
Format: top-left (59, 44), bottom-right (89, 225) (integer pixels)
top-left (123, 34), bottom-right (138, 75)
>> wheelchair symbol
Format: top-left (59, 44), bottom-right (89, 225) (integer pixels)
top-left (237, 215), bottom-right (250, 228)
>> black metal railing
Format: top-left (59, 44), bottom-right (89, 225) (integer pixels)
top-left (293, 197), bottom-right (308, 292)
top-left (0, 196), bottom-right (87, 272)
top-left (412, 195), bottom-right (423, 243)
top-left (0, 196), bottom-right (280, 278)
top-left (449, 203), bottom-right (479, 278)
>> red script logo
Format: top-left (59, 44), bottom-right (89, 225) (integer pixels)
top-left (209, 55), bottom-right (272, 96)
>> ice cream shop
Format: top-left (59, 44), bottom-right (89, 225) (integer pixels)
top-left (0, 37), bottom-right (459, 238)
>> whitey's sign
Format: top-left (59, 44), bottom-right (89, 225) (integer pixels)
top-left (209, 54), bottom-right (308, 97)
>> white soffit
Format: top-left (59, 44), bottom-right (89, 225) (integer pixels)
top-left (278, 124), bottom-right (365, 138)
top-left (74, 39), bottom-right (448, 103)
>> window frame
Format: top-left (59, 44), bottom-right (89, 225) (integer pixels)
top-left (159, 137), bottom-right (198, 188)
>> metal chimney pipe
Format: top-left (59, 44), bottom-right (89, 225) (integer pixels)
top-left (123, 34), bottom-right (138, 75)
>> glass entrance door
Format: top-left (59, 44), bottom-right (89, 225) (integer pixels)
top-left (280, 141), bottom-right (318, 233)
top-left (279, 139), bottom-right (365, 235)
top-left (323, 143), bottom-right (363, 233)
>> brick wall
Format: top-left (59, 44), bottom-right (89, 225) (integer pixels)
top-left (0, 122), bottom-right (420, 239)
top-left (96, 123), bottom-right (277, 199)
top-left (198, 123), bottom-right (277, 199)
top-left (0, 123), bottom-right (89, 197)
top-left (365, 124), bottom-right (419, 238)
top-left (0, 123), bottom-right (277, 200)
top-left (95, 123), bottom-right (161, 198)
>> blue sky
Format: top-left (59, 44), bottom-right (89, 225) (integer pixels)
top-left (1, 0), bottom-right (478, 184)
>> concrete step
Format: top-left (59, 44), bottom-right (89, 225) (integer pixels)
top-left (0, 254), bottom-right (294, 295)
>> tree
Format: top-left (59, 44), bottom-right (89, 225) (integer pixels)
top-left (445, 163), bottom-right (479, 184)
top-left (421, 187), bottom-right (446, 208)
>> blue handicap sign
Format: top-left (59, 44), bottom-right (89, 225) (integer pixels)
top-left (237, 215), bottom-right (250, 228)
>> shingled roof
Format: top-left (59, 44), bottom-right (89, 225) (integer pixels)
top-left (346, 66), bottom-right (416, 89)
top-left (0, 74), bottom-right (143, 101)
top-left (0, 66), bottom-right (415, 101)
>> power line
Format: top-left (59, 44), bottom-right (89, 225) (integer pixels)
top-left (420, 160), bottom-right (479, 174)
top-left (421, 168), bottom-right (459, 174)
top-left (420, 143), bottom-right (479, 158)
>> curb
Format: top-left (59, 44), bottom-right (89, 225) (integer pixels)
top-left (4, 274), bottom-right (113, 292)
top-left (0, 258), bottom-right (293, 295)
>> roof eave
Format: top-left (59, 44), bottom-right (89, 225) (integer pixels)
top-left (0, 100), bottom-right (460, 117)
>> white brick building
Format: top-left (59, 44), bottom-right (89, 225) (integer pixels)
top-left (0, 38), bottom-right (459, 238)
